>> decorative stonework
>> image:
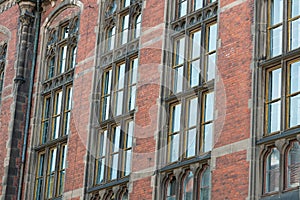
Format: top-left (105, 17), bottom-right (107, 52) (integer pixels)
top-left (0, 0), bottom-right (16, 13)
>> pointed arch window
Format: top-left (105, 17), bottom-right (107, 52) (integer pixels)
top-left (166, 178), bottom-right (176, 200)
top-left (183, 171), bottom-right (194, 200)
top-left (265, 148), bottom-right (280, 193)
top-left (200, 167), bottom-right (211, 200)
top-left (287, 141), bottom-right (300, 188)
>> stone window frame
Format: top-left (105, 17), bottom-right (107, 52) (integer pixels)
top-left (161, 164), bottom-right (211, 200)
top-left (33, 15), bottom-right (79, 200)
top-left (0, 42), bottom-right (7, 103)
top-left (88, 1), bottom-right (143, 198)
top-left (254, 0), bottom-right (300, 198)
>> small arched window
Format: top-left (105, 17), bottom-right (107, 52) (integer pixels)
top-left (287, 141), bottom-right (300, 188)
top-left (200, 167), bottom-right (211, 200)
top-left (121, 191), bottom-right (129, 200)
top-left (166, 177), bottom-right (176, 200)
top-left (107, 26), bottom-right (116, 51)
top-left (183, 171), bottom-right (194, 200)
top-left (265, 148), bottom-right (280, 193)
top-left (133, 14), bottom-right (141, 39)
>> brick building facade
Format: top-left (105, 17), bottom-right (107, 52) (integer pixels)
top-left (0, 0), bottom-right (299, 199)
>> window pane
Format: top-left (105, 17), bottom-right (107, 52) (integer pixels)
top-left (200, 167), bottom-right (211, 200)
top-left (290, 19), bottom-right (300, 50)
top-left (208, 24), bottom-right (217, 52)
top-left (71, 47), bottom-right (77, 68)
top-left (122, 191), bottom-right (129, 200)
top-left (121, 15), bottom-right (129, 45)
top-left (288, 142), bottom-right (300, 188)
top-left (183, 172), bottom-right (194, 200)
top-left (178, 0), bottom-right (187, 18)
top-left (175, 37), bottom-right (185, 65)
top-left (124, 149), bottom-right (132, 176)
top-left (207, 53), bottom-right (216, 81)
top-left (130, 59), bottom-right (138, 85)
top-left (290, 61), bottom-right (300, 94)
top-left (134, 15), bottom-right (142, 38)
top-left (171, 104), bottom-right (181, 133)
top-left (96, 158), bottom-right (105, 184)
top-left (194, 0), bottom-right (203, 10)
top-left (35, 178), bottom-right (43, 200)
top-left (115, 91), bottom-right (124, 116)
top-left (268, 68), bottom-right (281, 100)
top-left (169, 134), bottom-right (180, 162)
top-left (271, 0), bottom-right (283, 25)
top-left (59, 45), bottom-right (67, 73)
top-left (129, 85), bottom-right (136, 111)
top-left (186, 128), bottom-right (196, 157)
top-left (270, 26), bottom-right (282, 57)
top-left (265, 148), bottom-right (280, 193)
top-left (188, 98), bottom-right (198, 127)
top-left (49, 148), bottom-right (57, 173)
top-left (203, 123), bottom-right (213, 152)
top-left (174, 66), bottom-right (183, 93)
top-left (204, 92), bottom-right (214, 122)
top-left (48, 57), bottom-right (55, 79)
top-left (289, 94), bottom-right (300, 127)
top-left (113, 126), bottom-right (121, 152)
top-left (117, 64), bottom-right (126, 89)
top-left (167, 178), bottom-right (176, 200)
top-left (191, 31), bottom-right (201, 59)
top-left (101, 70), bottom-right (112, 121)
top-left (107, 26), bottom-right (116, 50)
top-left (268, 101), bottom-right (281, 133)
top-left (190, 60), bottom-right (200, 87)
top-left (127, 121), bottom-right (134, 148)
top-left (123, 0), bottom-right (130, 7)
top-left (99, 131), bottom-right (107, 157)
top-left (110, 154), bottom-right (118, 180)
top-left (102, 96), bottom-right (110, 121)
top-left (58, 145), bottom-right (67, 195)
top-left (291, 0), bottom-right (300, 18)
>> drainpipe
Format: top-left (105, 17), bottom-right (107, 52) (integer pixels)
top-left (17, 0), bottom-right (41, 199)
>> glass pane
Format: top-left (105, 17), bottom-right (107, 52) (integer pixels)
top-left (265, 148), bottom-right (280, 192)
top-left (207, 53), bottom-right (216, 81)
top-left (290, 18), bottom-right (300, 50)
top-left (61, 145), bottom-right (67, 170)
top-left (178, 0), bottom-right (187, 17)
top-left (188, 98), bottom-right (198, 127)
top-left (268, 68), bottom-right (281, 100)
top-left (103, 70), bottom-right (112, 95)
top-left (129, 85), bottom-right (136, 111)
top-left (62, 26), bottom-right (69, 39)
top-left (271, 0), bottom-right (283, 25)
top-left (71, 47), bottom-right (77, 68)
top-left (200, 167), bottom-right (211, 200)
top-left (191, 31), bottom-right (201, 59)
top-left (167, 179), bottom-right (176, 200)
top-left (289, 94), bottom-right (300, 127)
top-left (291, 0), bottom-right (300, 18)
top-left (288, 142), bottom-right (300, 188)
top-left (53, 116), bottom-right (60, 139)
top-left (175, 38), bottom-right (185, 65)
top-left (203, 123), bottom-right (213, 152)
top-left (48, 57), bottom-right (55, 78)
top-left (290, 61), bottom-right (300, 94)
top-left (190, 60), bottom-right (200, 87)
top-left (107, 27), bottom-right (116, 50)
top-left (194, 0), bottom-right (203, 10)
top-left (204, 92), bottom-right (214, 122)
top-left (47, 174), bottom-right (55, 198)
top-left (183, 172), bottom-right (194, 200)
top-left (268, 101), bottom-right (281, 133)
top-left (96, 158), bottom-right (105, 184)
top-left (169, 134), bottom-right (179, 162)
top-left (113, 126), bottom-right (121, 152)
top-left (99, 131), bottom-right (107, 157)
top-left (49, 148), bottom-right (57, 173)
top-left (208, 24), bottom-right (217, 52)
top-left (134, 15), bottom-right (142, 38)
top-left (54, 91), bottom-right (62, 115)
top-left (38, 154), bottom-right (45, 176)
top-left (102, 96), bottom-right (110, 121)
top-left (122, 191), bottom-right (129, 200)
top-left (171, 104), bottom-right (181, 133)
top-left (66, 87), bottom-right (73, 110)
top-left (35, 178), bottom-right (43, 200)
top-left (130, 59), bottom-right (138, 84)
top-left (42, 121), bottom-right (49, 144)
top-left (186, 128), bottom-right (196, 157)
top-left (123, 0), bottom-right (130, 7)
top-left (127, 121), bottom-right (134, 148)
top-left (270, 26), bottom-right (282, 57)
top-left (121, 15), bottom-right (129, 45)
top-left (124, 149), bottom-right (132, 176)
top-left (110, 154), bottom-right (118, 180)
top-left (60, 45), bottom-right (67, 73)
top-left (117, 64), bottom-right (126, 89)
top-left (58, 170), bottom-right (65, 195)
top-left (115, 91), bottom-right (123, 116)
top-left (174, 66), bottom-right (183, 93)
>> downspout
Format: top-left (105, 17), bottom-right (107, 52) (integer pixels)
top-left (17, 0), bottom-right (42, 199)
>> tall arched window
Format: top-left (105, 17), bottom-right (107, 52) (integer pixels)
top-left (200, 167), bottom-right (211, 200)
top-left (265, 148), bottom-right (280, 193)
top-left (133, 14), bottom-right (141, 39)
top-left (0, 42), bottom-right (7, 103)
top-left (287, 141), bottom-right (300, 188)
top-left (166, 177), bottom-right (176, 200)
top-left (183, 171), bottom-right (194, 200)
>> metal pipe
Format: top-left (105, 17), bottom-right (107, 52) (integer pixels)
top-left (17, 0), bottom-right (41, 199)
